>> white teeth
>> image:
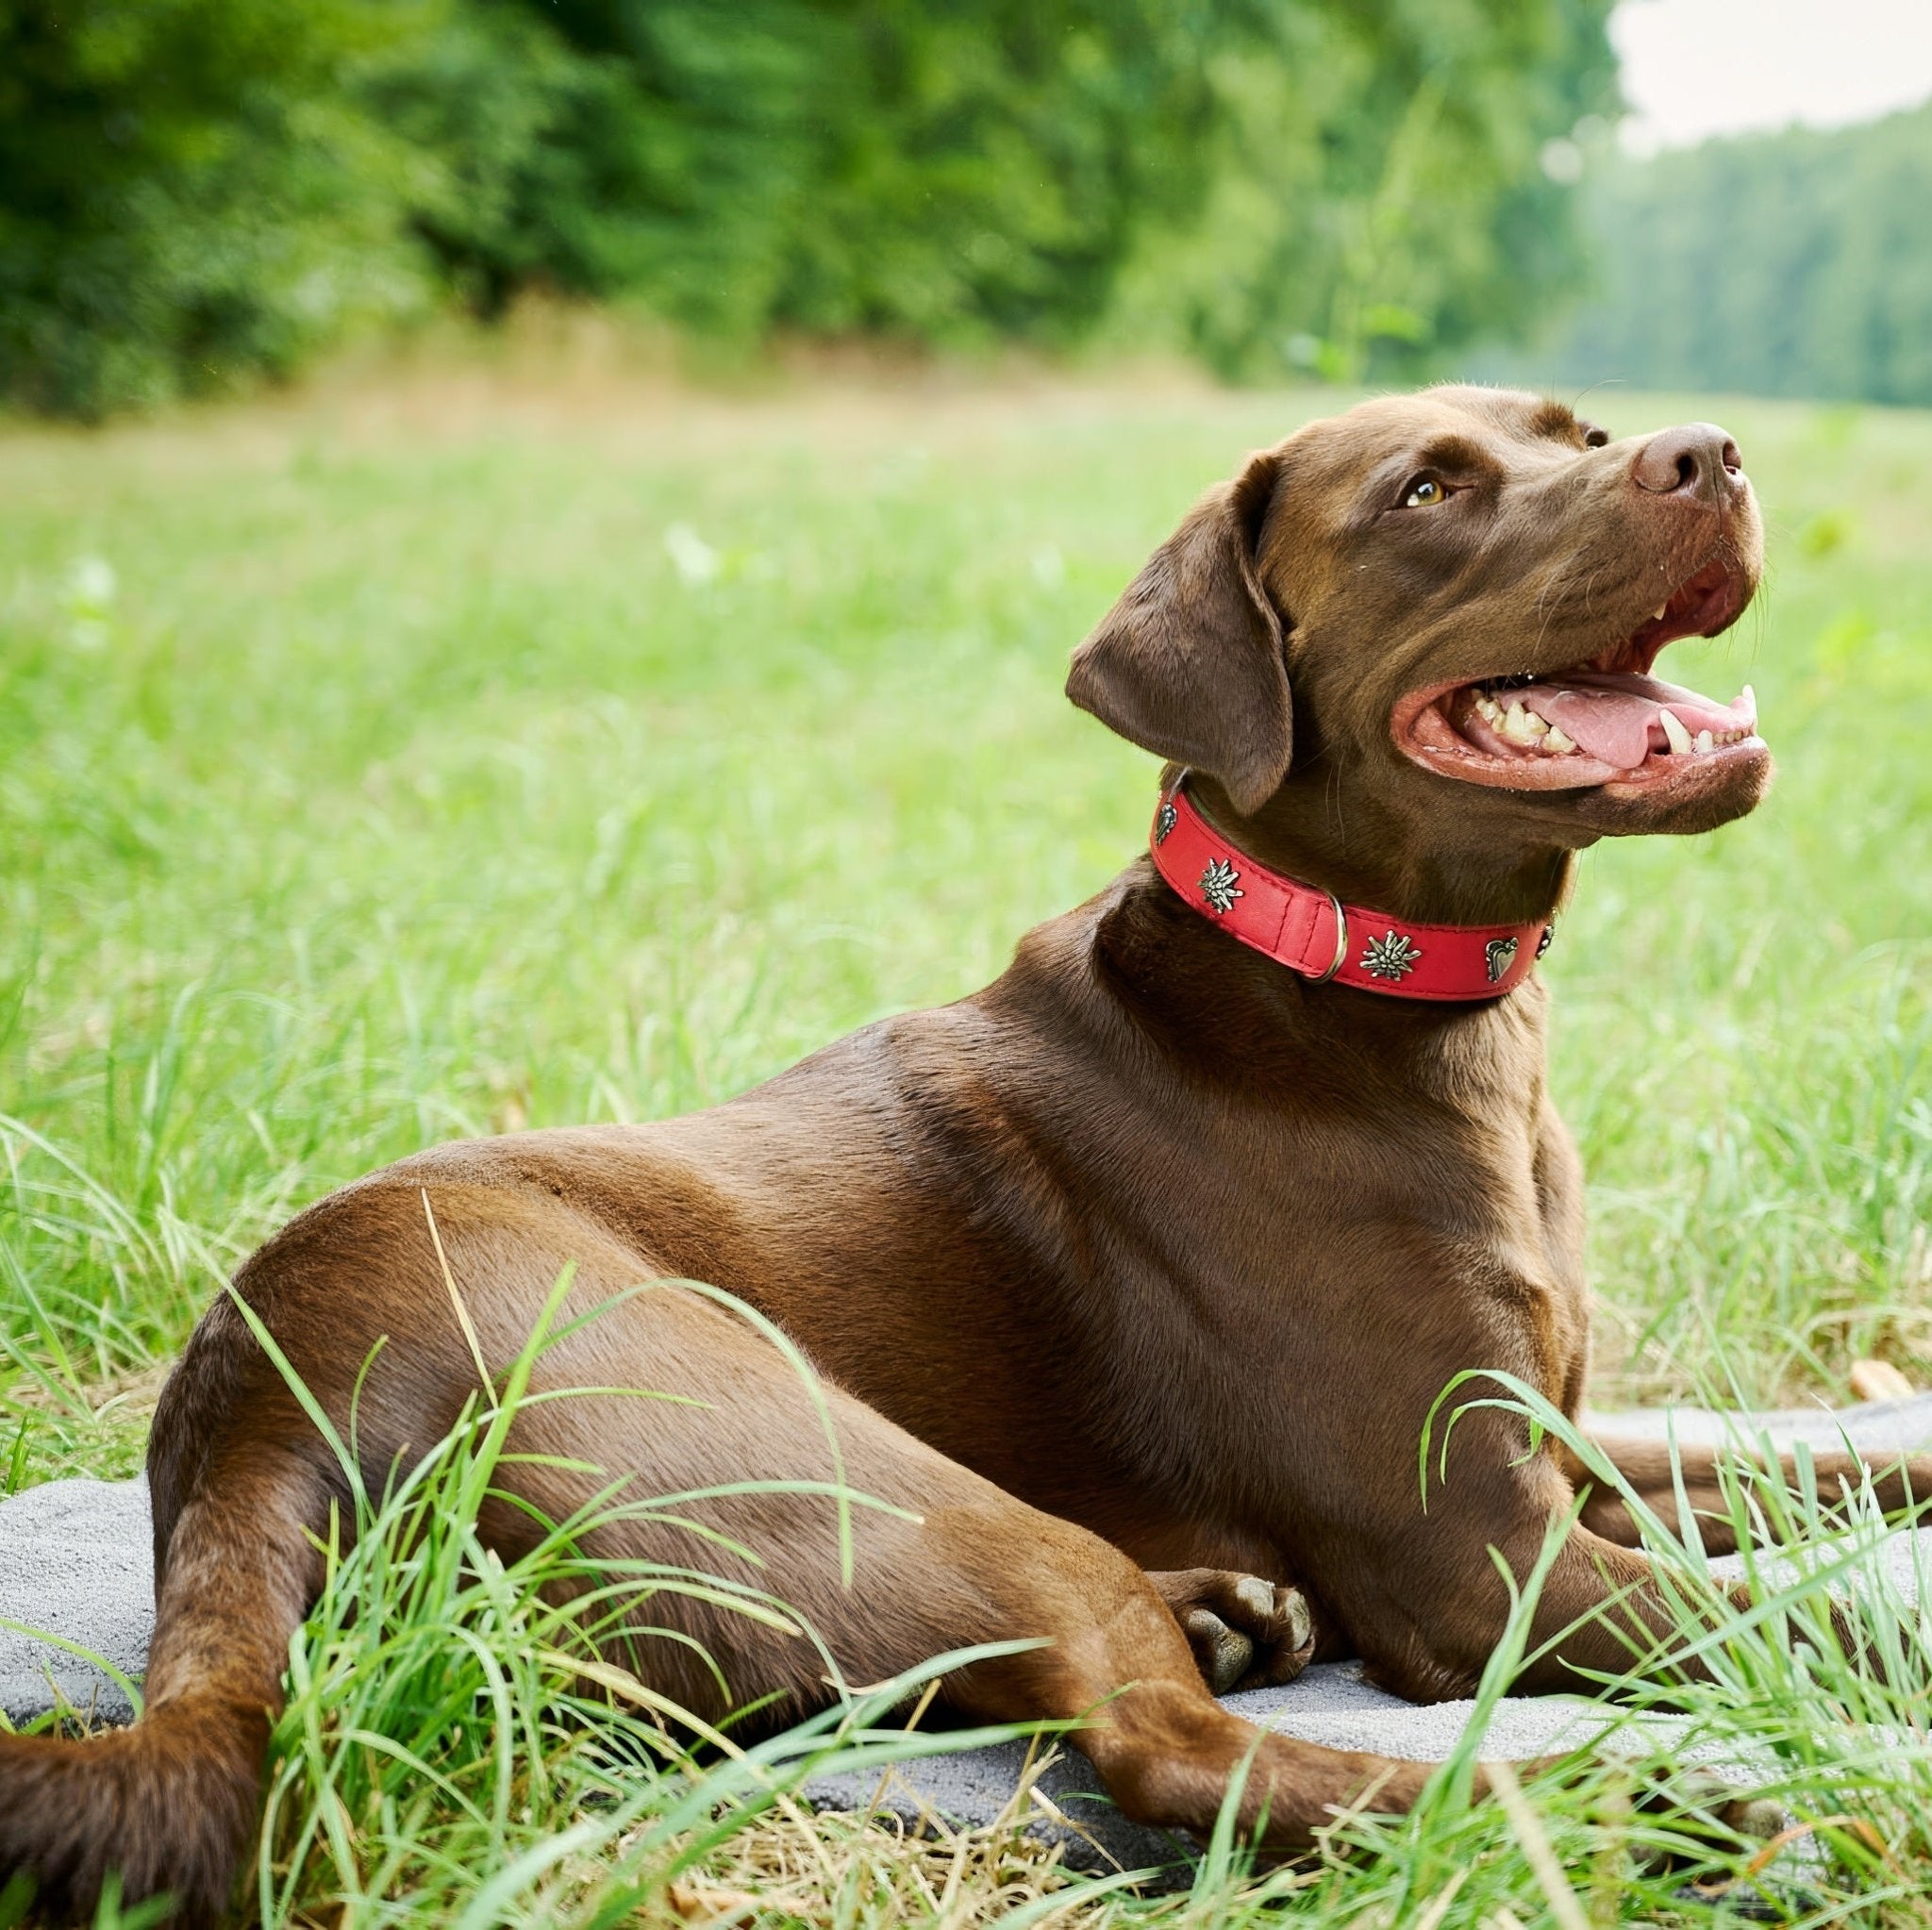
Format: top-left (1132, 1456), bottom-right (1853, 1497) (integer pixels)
top-left (1653, 605), bottom-right (1669, 622)
top-left (1501, 702), bottom-right (1550, 744)
top-left (1741, 683), bottom-right (1756, 719)
top-left (1694, 728), bottom-right (1715, 754)
top-left (1544, 724), bottom-right (1577, 754)
top-left (1658, 707), bottom-right (1693, 756)
top-left (1475, 695), bottom-right (1504, 726)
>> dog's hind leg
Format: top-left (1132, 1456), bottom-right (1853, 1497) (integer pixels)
top-left (462, 1237), bottom-right (1443, 1855)
top-left (0, 1173), bottom-right (1455, 1922)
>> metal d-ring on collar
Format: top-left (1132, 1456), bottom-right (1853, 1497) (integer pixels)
top-left (1313, 889), bottom-right (1348, 983)
top-left (1164, 769), bottom-right (1349, 986)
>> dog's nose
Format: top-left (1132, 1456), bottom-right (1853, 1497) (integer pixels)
top-left (1632, 423), bottom-right (1744, 498)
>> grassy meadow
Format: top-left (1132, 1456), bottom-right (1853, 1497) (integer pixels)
top-left (2, 352), bottom-right (1931, 1923)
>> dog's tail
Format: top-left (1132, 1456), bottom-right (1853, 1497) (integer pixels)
top-left (0, 1448), bottom-right (326, 1925)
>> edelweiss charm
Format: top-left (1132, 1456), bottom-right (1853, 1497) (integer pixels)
top-left (1484, 936), bottom-right (1519, 983)
top-left (1360, 930), bottom-right (1422, 981)
top-left (1154, 799), bottom-right (1178, 844)
top-left (1198, 857), bottom-right (1243, 914)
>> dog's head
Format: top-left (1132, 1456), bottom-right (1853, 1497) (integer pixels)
top-left (1069, 387), bottom-right (1769, 870)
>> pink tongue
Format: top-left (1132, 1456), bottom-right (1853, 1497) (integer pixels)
top-left (1511, 675), bottom-right (1753, 769)
top-left (1523, 686), bottom-right (1659, 769)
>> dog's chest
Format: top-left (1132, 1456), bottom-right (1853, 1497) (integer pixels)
top-left (1087, 1019), bottom-right (1592, 1410)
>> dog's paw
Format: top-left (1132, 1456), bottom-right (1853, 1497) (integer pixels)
top-left (1148, 1569), bottom-right (1317, 1694)
top-left (1508, 1758), bottom-right (1788, 1884)
top-left (1571, 1762), bottom-right (1789, 1875)
top-left (1645, 1767), bottom-right (1786, 1846)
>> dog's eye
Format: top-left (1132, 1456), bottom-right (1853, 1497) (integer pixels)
top-left (1401, 475), bottom-right (1449, 509)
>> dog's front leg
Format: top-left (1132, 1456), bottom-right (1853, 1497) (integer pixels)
top-left (1328, 1447), bottom-right (1870, 1705)
top-left (1568, 1436), bottom-right (1932, 1555)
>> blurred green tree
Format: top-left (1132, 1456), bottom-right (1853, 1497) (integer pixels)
top-left (369, 0), bottom-right (1231, 341)
top-left (0, 0), bottom-right (1620, 417)
top-left (0, 0), bottom-right (441, 416)
top-left (1106, 0), bottom-right (1620, 379)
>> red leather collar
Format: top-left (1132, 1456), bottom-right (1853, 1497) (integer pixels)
top-left (1149, 782), bottom-right (1550, 1001)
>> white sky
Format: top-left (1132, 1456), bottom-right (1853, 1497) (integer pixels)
top-left (1612, 0), bottom-right (1932, 151)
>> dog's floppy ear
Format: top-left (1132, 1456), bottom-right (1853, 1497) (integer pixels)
top-left (1066, 451), bottom-right (1291, 815)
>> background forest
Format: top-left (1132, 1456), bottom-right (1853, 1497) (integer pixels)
top-left (1528, 101), bottom-right (1932, 406)
top-left (0, 0), bottom-right (1615, 413)
top-left (9, 1), bottom-right (1929, 419)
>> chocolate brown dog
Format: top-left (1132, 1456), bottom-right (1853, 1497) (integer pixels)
top-left (6, 387), bottom-right (1927, 1922)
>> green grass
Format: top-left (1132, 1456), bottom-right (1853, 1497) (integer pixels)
top-left (2, 358), bottom-right (1930, 1923)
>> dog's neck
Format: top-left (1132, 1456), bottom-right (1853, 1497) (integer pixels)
top-left (1185, 772), bottom-right (1577, 931)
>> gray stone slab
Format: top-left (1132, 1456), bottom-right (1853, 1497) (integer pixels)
top-left (0, 1472), bottom-right (151, 1727)
top-left (5, 1396), bottom-right (1930, 1875)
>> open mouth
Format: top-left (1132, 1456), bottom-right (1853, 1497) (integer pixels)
top-left (1391, 558), bottom-right (1767, 793)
